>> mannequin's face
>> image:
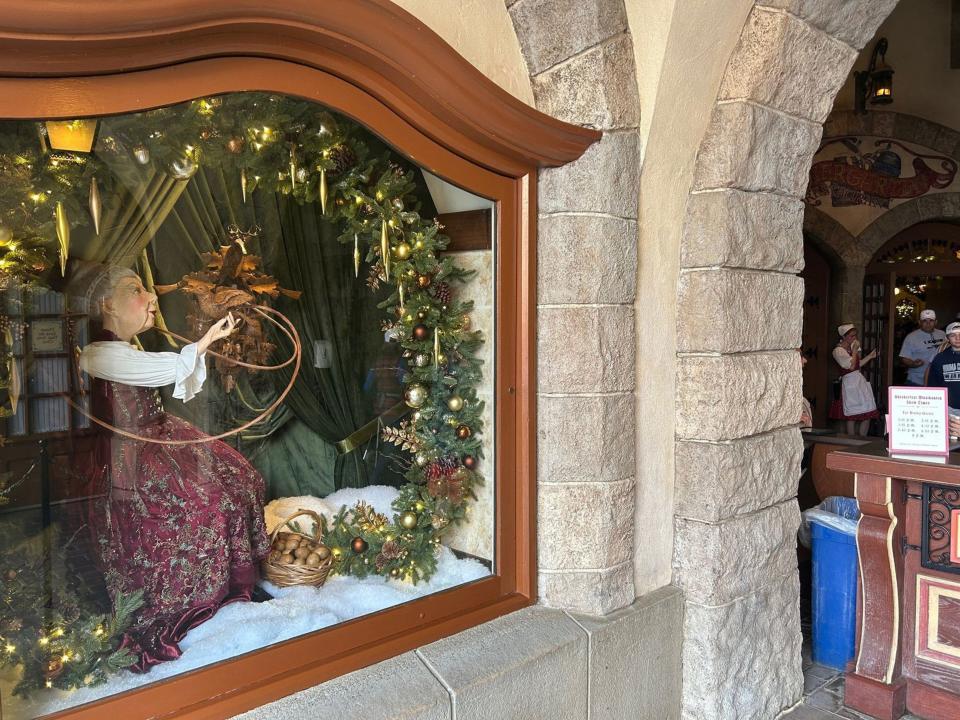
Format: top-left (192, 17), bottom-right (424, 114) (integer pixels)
top-left (103, 275), bottom-right (157, 341)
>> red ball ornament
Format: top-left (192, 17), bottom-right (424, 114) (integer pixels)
top-left (463, 455), bottom-right (477, 470)
top-left (456, 425), bottom-right (472, 439)
top-left (412, 324), bottom-right (430, 341)
top-left (351, 537), bottom-right (369, 554)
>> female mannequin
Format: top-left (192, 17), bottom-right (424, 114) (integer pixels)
top-left (76, 265), bottom-right (270, 671)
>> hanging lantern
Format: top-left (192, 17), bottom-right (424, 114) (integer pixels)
top-left (44, 119), bottom-right (98, 153)
top-left (854, 37), bottom-right (894, 114)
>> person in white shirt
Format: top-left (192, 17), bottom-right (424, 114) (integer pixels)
top-left (898, 308), bottom-right (946, 386)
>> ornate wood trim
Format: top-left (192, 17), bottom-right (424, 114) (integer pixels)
top-left (0, 0), bottom-right (599, 173)
top-left (854, 472), bottom-right (905, 685)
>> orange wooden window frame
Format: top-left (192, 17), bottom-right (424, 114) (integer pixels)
top-left (0, 2), bottom-right (598, 718)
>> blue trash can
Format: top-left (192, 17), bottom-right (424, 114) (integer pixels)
top-left (806, 496), bottom-right (860, 671)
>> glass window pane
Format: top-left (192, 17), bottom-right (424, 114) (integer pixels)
top-left (0, 92), bottom-right (495, 717)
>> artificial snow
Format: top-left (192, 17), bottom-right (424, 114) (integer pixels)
top-left (0, 486), bottom-right (490, 719)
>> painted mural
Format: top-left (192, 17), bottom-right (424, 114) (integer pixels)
top-left (806, 136), bottom-right (960, 236)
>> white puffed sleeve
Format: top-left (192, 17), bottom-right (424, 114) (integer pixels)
top-left (832, 346), bottom-right (854, 370)
top-left (79, 341), bottom-right (207, 402)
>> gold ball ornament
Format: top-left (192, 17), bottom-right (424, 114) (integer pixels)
top-left (412, 353), bottom-right (431, 368)
top-left (399, 511), bottom-right (418, 530)
top-left (225, 136), bottom-right (245, 154)
top-left (456, 424), bottom-right (472, 439)
top-left (404, 383), bottom-right (428, 408)
top-left (447, 395), bottom-right (465, 412)
top-left (414, 452), bottom-right (430, 467)
top-left (460, 314), bottom-right (472, 331)
top-left (0, 225), bottom-right (12, 244)
top-left (417, 274), bottom-right (431, 289)
top-left (394, 242), bottom-right (411, 260)
top-left (436, 352), bottom-right (447, 365)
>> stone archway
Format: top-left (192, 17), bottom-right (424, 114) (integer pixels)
top-left (673, 1), bottom-right (900, 718)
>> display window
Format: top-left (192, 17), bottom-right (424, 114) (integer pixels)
top-left (0, 4), bottom-right (597, 718)
top-left (0, 92), bottom-right (501, 717)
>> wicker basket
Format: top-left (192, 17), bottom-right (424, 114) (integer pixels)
top-left (261, 508), bottom-right (334, 588)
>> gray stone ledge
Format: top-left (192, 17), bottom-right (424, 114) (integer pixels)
top-left (418, 606), bottom-right (588, 720)
top-left (509, 0), bottom-right (627, 76)
top-left (755, 0), bottom-right (898, 50)
top-left (231, 651), bottom-right (450, 720)
top-left (719, 7), bottom-right (856, 123)
top-left (675, 427), bottom-right (803, 522)
top-left (569, 586), bottom-right (683, 720)
top-left (540, 562), bottom-right (635, 615)
top-left (532, 33), bottom-right (640, 130)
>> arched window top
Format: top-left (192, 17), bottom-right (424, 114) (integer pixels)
top-left (869, 222), bottom-right (960, 267)
top-left (0, 0), bottom-right (598, 174)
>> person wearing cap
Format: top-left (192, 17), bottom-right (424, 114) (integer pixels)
top-left (829, 323), bottom-right (879, 435)
top-left (927, 321), bottom-right (960, 415)
top-left (899, 309), bottom-right (946, 386)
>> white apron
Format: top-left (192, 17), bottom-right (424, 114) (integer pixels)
top-left (841, 370), bottom-right (876, 416)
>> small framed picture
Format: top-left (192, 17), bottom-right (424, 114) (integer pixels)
top-left (30, 319), bottom-right (64, 353)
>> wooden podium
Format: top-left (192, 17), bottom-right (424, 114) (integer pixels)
top-left (826, 446), bottom-right (960, 720)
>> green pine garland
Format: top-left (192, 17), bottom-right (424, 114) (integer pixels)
top-left (0, 525), bottom-right (143, 697)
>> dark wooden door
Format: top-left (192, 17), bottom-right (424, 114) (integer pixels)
top-left (802, 241), bottom-right (831, 426)
top-left (861, 272), bottom-right (894, 413)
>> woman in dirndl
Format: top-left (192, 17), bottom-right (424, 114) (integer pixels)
top-left (828, 323), bottom-right (880, 436)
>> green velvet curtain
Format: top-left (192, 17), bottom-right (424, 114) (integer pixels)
top-left (144, 167), bottom-right (401, 497)
top-left (72, 162), bottom-right (188, 268)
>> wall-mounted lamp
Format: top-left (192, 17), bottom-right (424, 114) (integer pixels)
top-left (44, 119), bottom-right (98, 153)
top-left (854, 37), bottom-right (894, 114)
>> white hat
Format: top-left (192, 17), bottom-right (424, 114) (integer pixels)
top-left (837, 323), bottom-right (855, 337)
top-left (920, 309), bottom-right (937, 321)
top-left (947, 321), bottom-right (960, 337)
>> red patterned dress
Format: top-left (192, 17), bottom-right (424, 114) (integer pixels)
top-left (80, 330), bottom-right (271, 671)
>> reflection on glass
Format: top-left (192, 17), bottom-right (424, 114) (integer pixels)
top-left (0, 93), bottom-right (494, 717)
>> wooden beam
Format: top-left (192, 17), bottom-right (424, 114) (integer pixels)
top-left (438, 209), bottom-right (491, 252)
top-left (952, 1), bottom-right (960, 69)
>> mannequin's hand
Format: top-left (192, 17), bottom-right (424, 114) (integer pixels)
top-left (198, 313), bottom-right (238, 353)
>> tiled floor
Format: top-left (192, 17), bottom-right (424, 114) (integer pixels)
top-left (780, 644), bottom-right (922, 720)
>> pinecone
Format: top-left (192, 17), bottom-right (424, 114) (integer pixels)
top-left (381, 540), bottom-right (401, 559)
top-left (327, 144), bottom-right (357, 176)
top-left (433, 282), bottom-right (452, 305)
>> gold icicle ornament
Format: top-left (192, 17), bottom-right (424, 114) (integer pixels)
top-left (381, 220), bottom-right (391, 281)
top-left (88, 176), bottom-right (102, 236)
top-left (319, 168), bottom-right (328, 214)
top-left (433, 327), bottom-right (441, 368)
top-left (353, 233), bottom-right (360, 278)
top-left (241, 168), bottom-right (248, 204)
top-left (4, 326), bottom-right (17, 416)
top-left (398, 278), bottom-right (405, 310)
top-left (55, 201), bottom-right (69, 276)
top-left (289, 146), bottom-right (297, 191)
